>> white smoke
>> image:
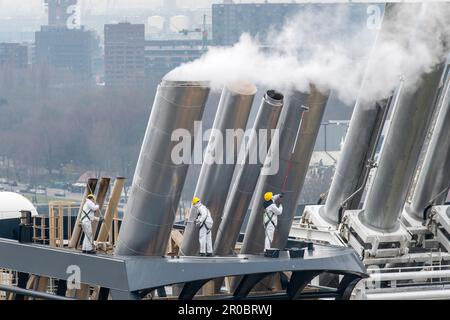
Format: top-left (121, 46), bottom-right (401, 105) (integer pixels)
top-left (166, 3), bottom-right (450, 105)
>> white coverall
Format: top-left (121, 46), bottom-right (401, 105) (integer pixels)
top-left (81, 198), bottom-right (100, 251)
top-left (264, 194), bottom-right (283, 250)
top-left (194, 202), bottom-right (213, 254)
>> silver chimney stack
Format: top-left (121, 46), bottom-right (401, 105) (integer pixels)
top-left (180, 82), bottom-right (257, 256)
top-left (406, 73), bottom-right (450, 220)
top-left (320, 99), bottom-right (390, 225)
top-left (240, 90), bottom-right (310, 254)
top-left (272, 87), bottom-right (330, 249)
top-left (115, 80), bottom-right (210, 256)
top-left (362, 64), bottom-right (445, 231)
top-left (320, 2), bottom-right (404, 225)
top-left (214, 90), bottom-right (284, 256)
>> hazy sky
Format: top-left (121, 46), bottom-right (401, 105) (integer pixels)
top-left (0, 1), bottom-right (217, 16)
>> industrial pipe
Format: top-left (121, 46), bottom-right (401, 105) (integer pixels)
top-left (214, 90), bottom-right (284, 256)
top-left (0, 284), bottom-right (74, 301)
top-left (362, 64), bottom-right (445, 231)
top-left (180, 82), bottom-right (257, 256)
top-left (366, 290), bottom-right (450, 300)
top-left (369, 269), bottom-right (450, 282)
top-left (115, 80), bottom-right (210, 256)
top-left (272, 86), bottom-right (330, 249)
top-left (320, 3), bottom-right (404, 225)
top-left (407, 75), bottom-right (450, 219)
top-left (240, 90), bottom-right (310, 255)
top-left (321, 99), bottom-right (391, 224)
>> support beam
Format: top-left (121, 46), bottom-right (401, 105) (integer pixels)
top-left (179, 279), bottom-right (212, 300)
top-left (336, 274), bottom-right (361, 300)
top-left (233, 273), bottom-right (272, 299)
top-left (287, 271), bottom-right (322, 300)
top-left (69, 178), bottom-right (98, 248)
top-left (97, 177), bottom-right (125, 242)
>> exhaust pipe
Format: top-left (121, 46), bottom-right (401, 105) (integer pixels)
top-left (115, 80), bottom-right (210, 256)
top-left (272, 86), bottom-right (329, 249)
top-left (320, 2), bottom-right (407, 225)
top-left (214, 90), bottom-right (284, 256)
top-left (362, 64), bottom-right (445, 231)
top-left (180, 82), bottom-right (257, 256)
top-left (240, 90), bottom-right (310, 254)
top-left (406, 71), bottom-right (450, 219)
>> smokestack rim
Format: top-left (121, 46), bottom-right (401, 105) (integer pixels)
top-left (225, 81), bottom-right (257, 96)
top-left (265, 90), bottom-right (284, 106)
top-left (160, 79), bottom-right (210, 88)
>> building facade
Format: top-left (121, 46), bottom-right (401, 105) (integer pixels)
top-left (104, 23), bottom-right (146, 87)
top-left (0, 43), bottom-right (29, 69)
top-left (145, 39), bottom-right (205, 81)
top-left (35, 26), bottom-right (97, 82)
top-left (212, 3), bottom-right (369, 46)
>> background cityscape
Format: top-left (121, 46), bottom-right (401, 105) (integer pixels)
top-left (0, 0), bottom-right (361, 206)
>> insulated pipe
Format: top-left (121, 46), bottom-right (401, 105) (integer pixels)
top-left (115, 80), bottom-right (210, 256)
top-left (180, 82), bottom-right (256, 256)
top-left (240, 90), bottom-right (310, 255)
top-left (214, 90), bottom-right (284, 256)
top-left (366, 290), bottom-right (450, 300)
top-left (362, 64), bottom-right (445, 231)
top-left (272, 86), bottom-right (330, 249)
top-left (407, 76), bottom-right (450, 219)
top-left (370, 270), bottom-right (450, 282)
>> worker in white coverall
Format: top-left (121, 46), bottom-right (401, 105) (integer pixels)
top-left (192, 197), bottom-right (214, 256)
top-left (263, 192), bottom-right (283, 251)
top-left (81, 194), bottom-right (102, 254)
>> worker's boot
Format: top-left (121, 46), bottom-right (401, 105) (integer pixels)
top-left (206, 253), bottom-right (213, 257)
top-left (199, 253), bottom-right (206, 257)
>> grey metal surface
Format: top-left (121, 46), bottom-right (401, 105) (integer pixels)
top-left (272, 86), bottom-right (330, 249)
top-left (362, 64), bottom-right (445, 231)
top-left (0, 238), bottom-right (367, 299)
top-left (240, 90), bottom-right (309, 255)
top-left (320, 3), bottom-right (402, 225)
top-left (321, 99), bottom-right (390, 224)
top-left (407, 75), bottom-right (450, 219)
top-left (115, 80), bottom-right (210, 256)
top-left (214, 90), bottom-right (284, 256)
top-left (180, 82), bottom-right (257, 256)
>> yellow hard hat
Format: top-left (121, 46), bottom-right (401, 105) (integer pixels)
top-left (192, 197), bottom-right (200, 205)
top-left (87, 194), bottom-right (95, 200)
top-left (264, 192), bottom-right (273, 202)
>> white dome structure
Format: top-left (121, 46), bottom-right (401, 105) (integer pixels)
top-left (0, 192), bottom-right (38, 220)
top-left (170, 15), bottom-right (190, 32)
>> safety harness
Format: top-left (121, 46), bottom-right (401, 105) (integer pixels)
top-left (197, 205), bottom-right (212, 234)
top-left (81, 208), bottom-right (92, 222)
top-left (264, 210), bottom-right (276, 229)
top-left (263, 200), bottom-right (276, 229)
